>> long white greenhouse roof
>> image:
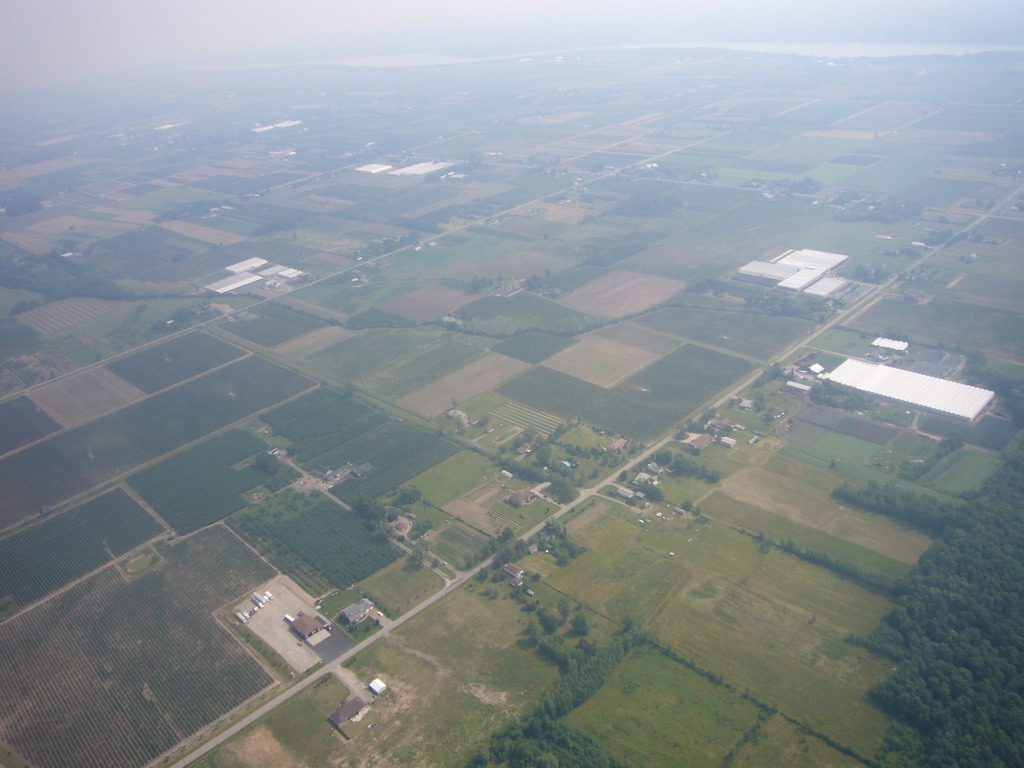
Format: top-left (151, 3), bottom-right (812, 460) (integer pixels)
top-left (205, 274), bottom-right (263, 294)
top-left (737, 261), bottom-right (798, 280)
top-left (775, 249), bottom-right (849, 270)
top-left (825, 359), bottom-right (994, 421)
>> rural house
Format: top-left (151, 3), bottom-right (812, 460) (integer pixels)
top-left (341, 598), bottom-right (375, 625)
top-left (504, 489), bottom-right (533, 508)
top-left (504, 563), bottom-right (525, 586)
top-left (288, 612), bottom-right (323, 639)
top-left (328, 696), bottom-right (368, 731)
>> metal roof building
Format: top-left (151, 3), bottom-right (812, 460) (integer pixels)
top-left (737, 261), bottom-right (798, 281)
top-left (225, 257), bottom-right (269, 274)
top-left (204, 274), bottom-right (262, 294)
top-left (825, 359), bottom-right (994, 421)
top-left (775, 249), bottom-right (849, 270)
top-left (777, 267), bottom-right (825, 291)
top-left (872, 337), bottom-right (909, 351)
top-left (803, 276), bottom-right (848, 297)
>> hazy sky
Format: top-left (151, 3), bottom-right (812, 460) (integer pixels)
top-left (2, 0), bottom-right (1022, 91)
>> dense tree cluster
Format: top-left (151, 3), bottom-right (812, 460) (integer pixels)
top-left (810, 380), bottom-right (875, 411)
top-left (839, 449), bottom-right (1024, 767)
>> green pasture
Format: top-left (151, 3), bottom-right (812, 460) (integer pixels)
top-left (812, 327), bottom-right (874, 357)
top-left (567, 646), bottom-right (762, 768)
top-left (357, 558), bottom-right (444, 617)
top-left (429, 520), bottom-right (491, 569)
top-left (635, 307), bottom-right (814, 360)
top-left (921, 449), bottom-right (1003, 493)
top-left (543, 508), bottom-right (893, 755)
top-left (730, 714), bottom-right (866, 768)
top-left (406, 450), bottom-right (496, 507)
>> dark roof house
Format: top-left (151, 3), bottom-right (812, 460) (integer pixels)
top-left (328, 696), bottom-right (367, 730)
top-left (290, 612), bottom-right (322, 639)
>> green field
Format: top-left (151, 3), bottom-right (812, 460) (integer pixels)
top-left (460, 292), bottom-right (601, 336)
top-left (0, 356), bottom-right (313, 528)
top-left (0, 488), bottom-right (163, 608)
top-left (490, 330), bottom-right (578, 362)
top-left (221, 302), bottom-right (329, 347)
top-left (851, 296), bottom-right (1024, 363)
top-left (812, 327), bottom-right (875, 357)
top-left (498, 345), bottom-right (753, 439)
top-left (357, 557), bottom-right (444, 617)
top-left (568, 646), bottom-right (762, 768)
top-left (104, 331), bottom-right (247, 393)
top-left (129, 430), bottom-right (294, 534)
top-left (317, 421), bottom-right (460, 503)
top-left (404, 450), bottom-right (496, 507)
top-left (231, 491), bottom-right (401, 596)
top-left (635, 307), bottom-right (814, 360)
top-left (428, 521), bottom-right (491, 569)
top-left (260, 387), bottom-right (388, 460)
top-left (920, 448), bottom-right (1003, 493)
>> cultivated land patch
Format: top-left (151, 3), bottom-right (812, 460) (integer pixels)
top-left (716, 462), bottom-right (930, 564)
top-left (397, 353), bottom-right (531, 417)
top-left (270, 325), bottom-right (354, 358)
top-left (103, 331), bottom-right (247, 393)
top-left (0, 396), bottom-right (61, 455)
top-left (588, 320), bottom-right (683, 354)
top-left (489, 330), bottom-right (577, 363)
top-left (158, 219), bottom-right (247, 245)
top-left (28, 366), bottom-right (145, 428)
top-left (729, 713), bottom-right (866, 767)
top-left (543, 335), bottom-right (661, 387)
top-left (0, 526), bottom-right (274, 768)
top-left (14, 297), bottom-right (130, 335)
top-left (220, 304), bottom-right (329, 348)
top-left (635, 307), bottom-right (815, 360)
top-left (559, 269), bottom-right (687, 317)
top-left (380, 283), bottom-right (483, 322)
top-left (443, 481), bottom-right (519, 536)
top-left (0, 487), bottom-right (163, 608)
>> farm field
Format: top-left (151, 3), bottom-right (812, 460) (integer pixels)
top-left (0, 526), bottom-right (274, 768)
top-left (129, 429), bottom-right (293, 534)
top-left (426, 520), bottom-right (491, 569)
top-left (318, 421), bottom-right (460, 503)
top-left (260, 387), bottom-right (388, 461)
top-left (0, 395), bottom-right (61, 455)
top-left (499, 345), bottom-right (752, 439)
top-left (0, 356), bottom-right (313, 528)
top-left (559, 269), bottom-right (687, 317)
top-left (635, 307), bottom-right (814, 360)
top-left (396, 352), bottom-right (530, 417)
top-left (105, 333), bottom-right (247, 394)
top-left (378, 282), bottom-right (479, 322)
top-left (919, 413), bottom-right (1019, 451)
top-left (850, 296), bottom-right (1024, 363)
top-left (489, 330), bottom-right (577, 362)
top-left (0, 488), bottom-right (163, 608)
top-left (345, 587), bottom-right (560, 767)
top-left (27, 366), bottom-right (145, 428)
top-left (231, 490), bottom-right (401, 596)
top-left (567, 646), bottom-right (762, 768)
top-left (220, 303), bottom-right (329, 347)
top-left (459, 292), bottom-right (602, 336)
top-left (920, 448), bottom-right (1003, 493)
top-left (543, 505), bottom-right (895, 755)
top-left (356, 557), bottom-right (445, 618)
top-left (715, 456), bottom-right (931, 564)
top-left (404, 450), bottom-right (496, 508)
top-left (543, 335), bottom-right (662, 387)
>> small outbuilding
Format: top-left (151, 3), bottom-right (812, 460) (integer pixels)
top-left (369, 678), bottom-right (388, 695)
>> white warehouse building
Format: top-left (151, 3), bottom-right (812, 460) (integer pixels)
top-left (825, 359), bottom-right (994, 422)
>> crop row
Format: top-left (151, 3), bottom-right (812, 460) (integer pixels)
top-left (105, 331), bottom-right (247, 394)
top-left (356, 338), bottom-right (485, 400)
top-left (0, 527), bottom-right (274, 768)
top-left (0, 488), bottom-right (163, 608)
top-left (261, 388), bottom-right (387, 460)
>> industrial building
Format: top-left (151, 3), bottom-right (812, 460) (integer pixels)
top-left (735, 249), bottom-right (851, 296)
top-left (825, 359), bottom-right (994, 422)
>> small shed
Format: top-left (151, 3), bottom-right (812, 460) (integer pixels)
top-left (369, 678), bottom-right (387, 695)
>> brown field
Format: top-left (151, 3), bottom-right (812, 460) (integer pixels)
top-left (27, 215), bottom-right (135, 238)
top-left (529, 202), bottom-right (594, 225)
top-left (0, 230), bottom-right (60, 255)
top-left (543, 336), bottom-right (661, 388)
top-left (272, 325), bottom-right (359, 358)
top-left (159, 220), bottom-right (247, 245)
top-left (28, 368), bottom-right (145, 428)
top-left (588, 321), bottom-right (683, 354)
top-left (566, 500), bottom-right (611, 535)
top-left (15, 297), bottom-right (132, 335)
top-left (0, 156), bottom-right (87, 192)
top-left (559, 269), bottom-right (687, 318)
top-left (716, 465), bottom-right (930, 564)
top-left (397, 354), bottom-right (530, 417)
top-left (883, 129), bottom-right (1003, 147)
top-left (802, 129), bottom-right (879, 140)
top-left (380, 284), bottom-right (479, 322)
top-left (443, 482), bottom-right (519, 535)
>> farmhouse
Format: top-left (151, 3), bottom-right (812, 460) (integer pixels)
top-left (610, 438), bottom-right (628, 450)
top-left (504, 563), bottom-right (525, 586)
top-left (328, 696), bottom-right (368, 730)
top-left (825, 359), bottom-right (994, 422)
top-left (341, 598), bottom-right (375, 625)
top-left (287, 612), bottom-right (323, 639)
top-left (687, 433), bottom-right (714, 453)
top-left (504, 490), bottom-right (534, 508)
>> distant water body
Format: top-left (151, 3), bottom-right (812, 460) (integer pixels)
top-left (325, 42), bottom-right (1024, 68)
